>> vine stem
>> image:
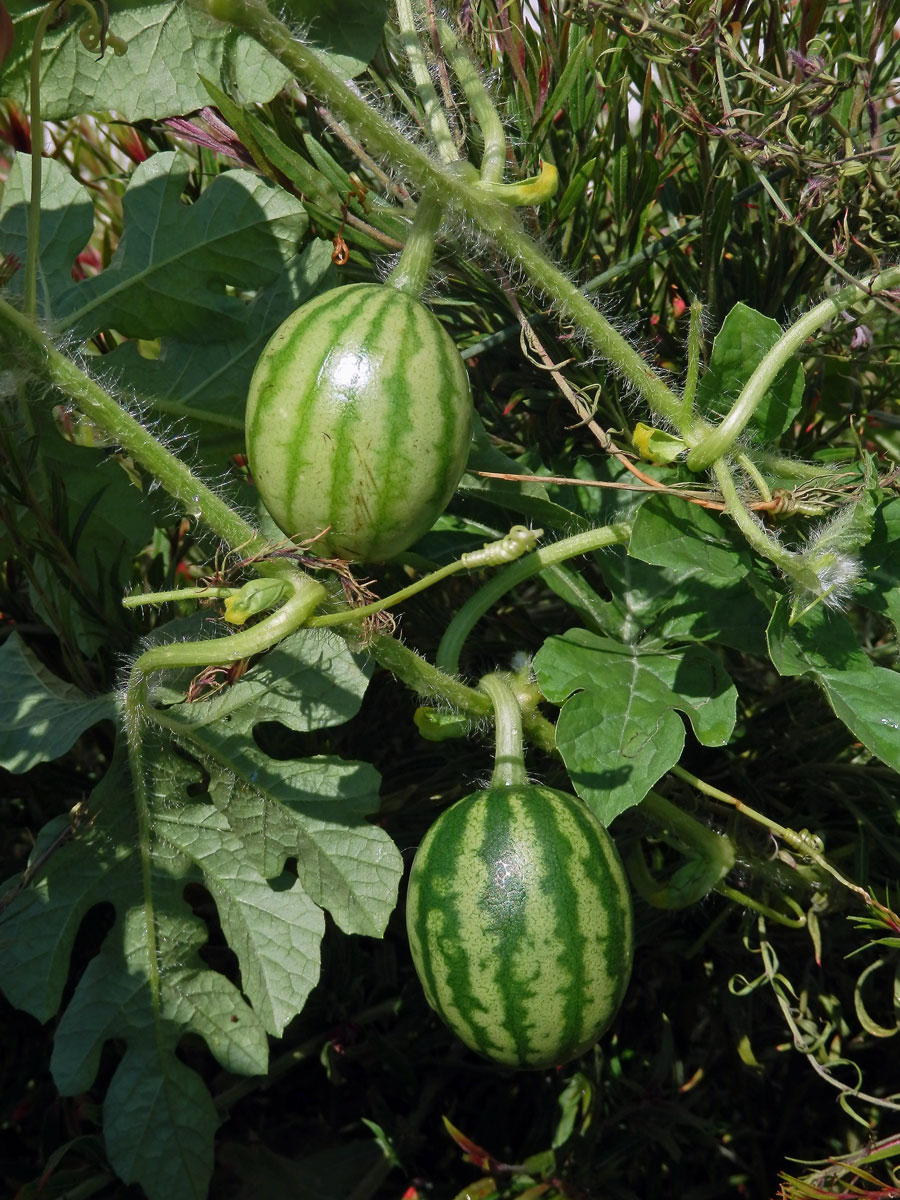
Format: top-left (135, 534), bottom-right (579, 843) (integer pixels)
top-left (24, 0), bottom-right (65, 320)
top-left (680, 298), bottom-right (703, 428)
top-left (385, 189), bottom-right (444, 296)
top-left (205, 0), bottom-right (686, 430)
top-left (310, 527), bottom-right (539, 629)
top-left (436, 17), bottom-right (506, 184)
top-left (672, 764), bottom-right (898, 920)
top-left (129, 574), bottom-right (323, 674)
top-left (436, 522), bottom-right (631, 675)
top-left (365, 633), bottom-right (557, 755)
top-left (0, 293), bottom-right (296, 576)
top-left (479, 673), bottom-right (527, 787)
top-left (712, 458), bottom-right (820, 594)
top-left (395, 0), bottom-right (459, 165)
top-left (687, 264), bottom-right (900, 470)
top-left (122, 674), bottom-right (162, 1014)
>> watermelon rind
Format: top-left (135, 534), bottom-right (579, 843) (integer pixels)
top-left (406, 784), bottom-right (634, 1069)
top-left (245, 283), bottom-right (473, 562)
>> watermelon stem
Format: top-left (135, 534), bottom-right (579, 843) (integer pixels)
top-left (479, 672), bottom-right (528, 788)
top-left (395, 0), bottom-right (461, 168)
top-left (307, 527), bottom-right (539, 629)
top-left (435, 17), bottom-right (506, 185)
top-left (385, 191), bottom-right (444, 298)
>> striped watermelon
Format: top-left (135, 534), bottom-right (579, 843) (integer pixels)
top-left (406, 784), bottom-right (633, 1069)
top-left (245, 283), bottom-right (473, 562)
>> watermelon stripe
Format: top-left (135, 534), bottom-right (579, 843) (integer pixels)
top-left (406, 797), bottom-right (499, 1058)
top-left (281, 287), bottom-right (378, 529)
top-left (326, 288), bottom-right (395, 541)
top-left (246, 282), bottom-right (472, 561)
top-left (406, 785), bottom-right (633, 1069)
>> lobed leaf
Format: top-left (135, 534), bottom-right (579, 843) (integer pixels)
top-left (0, 629), bottom-right (401, 1200)
top-left (534, 629), bottom-right (737, 823)
top-left (54, 151), bottom-right (309, 341)
top-left (2, 0), bottom-right (290, 121)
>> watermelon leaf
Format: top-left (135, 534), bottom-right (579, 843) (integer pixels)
top-left (54, 151), bottom-right (309, 341)
top-left (0, 629), bottom-right (402, 1200)
top-left (533, 629), bottom-right (738, 824)
top-left (0, 632), bottom-right (115, 773)
top-left (1, 0), bottom-right (290, 121)
top-left (694, 302), bottom-right (805, 443)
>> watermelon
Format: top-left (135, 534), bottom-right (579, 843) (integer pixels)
top-left (406, 784), bottom-right (633, 1069)
top-left (245, 283), bottom-right (473, 562)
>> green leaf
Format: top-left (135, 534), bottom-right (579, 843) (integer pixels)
top-left (0, 746), bottom-right (268, 1200)
top-left (632, 422), bottom-right (687, 465)
top-left (629, 493), bottom-right (754, 582)
top-left (459, 414), bottom-right (585, 532)
top-left (103, 239), bottom-right (336, 441)
top-left (56, 151), bottom-right (309, 341)
top-left (533, 629), bottom-right (737, 823)
top-left (11, 406), bottom-right (157, 657)
top-left (855, 496), bottom-right (900, 623)
top-left (2, 0), bottom-right (290, 121)
top-left (0, 154), bottom-right (93, 318)
top-left (156, 628), bottom-right (402, 937)
top-left (695, 302), bottom-right (804, 442)
top-left (766, 599), bottom-right (871, 677)
top-left (281, 0), bottom-right (389, 77)
top-left (0, 633), bottom-right (116, 773)
top-left (150, 801), bottom-right (325, 1035)
top-left (817, 667), bottom-right (900, 773)
top-left (766, 598), bottom-right (900, 772)
top-left (0, 629), bottom-right (400, 1200)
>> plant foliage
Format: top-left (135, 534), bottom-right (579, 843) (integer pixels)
top-left (2, 1), bottom-right (900, 1198)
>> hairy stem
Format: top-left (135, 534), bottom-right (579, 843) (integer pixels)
top-left (365, 633), bottom-right (557, 754)
top-left (680, 298), bottom-right (703, 429)
top-left (687, 265), bottom-right (900, 470)
top-left (122, 677), bottom-right (163, 1013)
top-left (131, 572), bottom-right (324, 674)
top-left (437, 17), bottom-right (506, 184)
top-left (395, 0), bottom-right (459, 164)
top-left (310, 527), bottom-right (538, 629)
top-left (712, 458), bottom-right (819, 592)
top-left (0, 294), bottom-right (286, 570)
top-left (24, 0), bottom-right (65, 319)
top-left (385, 190), bottom-right (444, 296)
top-left (205, 0), bottom-right (685, 428)
top-left (480, 672), bottom-right (528, 787)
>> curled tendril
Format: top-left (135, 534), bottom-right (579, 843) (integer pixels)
top-left (460, 525), bottom-right (542, 569)
top-left (70, 0), bottom-right (126, 58)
